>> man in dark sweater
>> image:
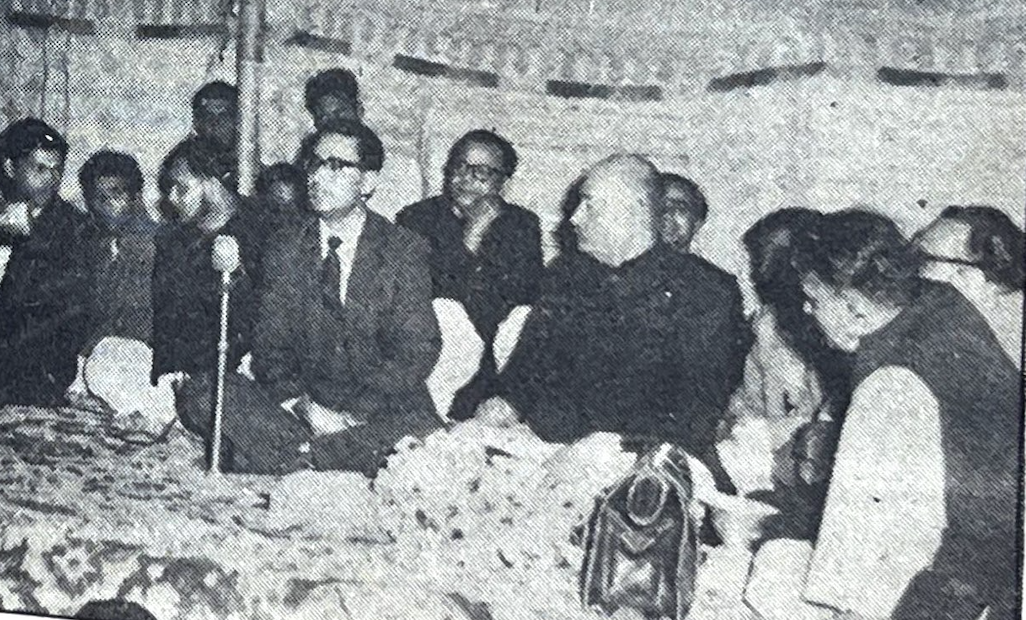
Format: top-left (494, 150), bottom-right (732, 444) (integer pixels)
top-left (795, 210), bottom-right (1020, 620)
top-left (477, 155), bottom-right (747, 460)
top-left (150, 138), bottom-right (256, 390)
top-left (396, 130), bottom-right (544, 419)
top-left (78, 150), bottom-right (156, 350)
top-left (0, 118), bottom-right (93, 406)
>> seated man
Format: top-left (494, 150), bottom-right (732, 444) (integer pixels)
top-left (795, 210), bottom-right (1019, 620)
top-left (151, 137), bottom-right (258, 392)
top-left (79, 150), bottom-right (156, 350)
top-left (478, 155), bottom-right (747, 463)
top-left (657, 172), bottom-right (708, 255)
top-left (183, 121), bottom-right (442, 475)
top-left (914, 205), bottom-right (1023, 366)
top-left (0, 118), bottom-right (93, 406)
top-left (397, 130), bottom-right (544, 418)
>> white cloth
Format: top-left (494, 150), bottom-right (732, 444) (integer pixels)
top-left (427, 298), bottom-right (484, 420)
top-left (804, 366), bottom-right (946, 618)
top-left (82, 337), bottom-right (177, 439)
top-left (493, 305), bottom-right (532, 373)
top-left (318, 207), bottom-right (366, 306)
top-left (0, 245), bottom-right (10, 284)
top-left (745, 540), bottom-right (832, 620)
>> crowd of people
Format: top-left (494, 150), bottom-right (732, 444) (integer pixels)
top-left (0, 66), bottom-right (1022, 620)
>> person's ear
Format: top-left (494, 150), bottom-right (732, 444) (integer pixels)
top-left (360, 170), bottom-right (380, 199)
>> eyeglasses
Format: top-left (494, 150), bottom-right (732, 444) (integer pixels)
top-left (307, 156), bottom-right (363, 173)
top-left (450, 161), bottom-right (505, 182)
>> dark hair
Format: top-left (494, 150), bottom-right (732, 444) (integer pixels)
top-left (555, 176), bottom-right (584, 256)
top-left (659, 173), bottom-right (708, 221)
top-left (938, 205), bottom-right (1025, 293)
top-left (256, 162), bottom-right (304, 196)
top-left (743, 208), bottom-right (824, 309)
top-left (191, 81), bottom-right (237, 116)
top-left (76, 599), bottom-right (157, 620)
top-left (157, 137), bottom-right (232, 196)
top-left (304, 68), bottom-right (360, 112)
top-left (793, 209), bottom-right (921, 308)
top-left (297, 120), bottom-right (385, 173)
top-left (78, 150), bottom-right (144, 198)
top-left (2, 117), bottom-right (69, 163)
top-left (744, 207), bottom-right (853, 414)
top-left (445, 130), bottom-right (518, 179)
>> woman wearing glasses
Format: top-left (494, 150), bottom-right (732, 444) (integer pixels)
top-left (914, 205), bottom-right (1024, 367)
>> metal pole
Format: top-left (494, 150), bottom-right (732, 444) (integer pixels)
top-left (210, 272), bottom-right (231, 475)
top-left (235, 0), bottom-right (264, 197)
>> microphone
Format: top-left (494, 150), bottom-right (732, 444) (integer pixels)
top-left (211, 235), bottom-right (241, 275)
top-left (208, 234), bottom-right (240, 476)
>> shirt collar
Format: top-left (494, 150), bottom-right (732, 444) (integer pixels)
top-left (319, 207), bottom-right (367, 256)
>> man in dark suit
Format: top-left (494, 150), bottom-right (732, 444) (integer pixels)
top-left (477, 155), bottom-right (748, 463)
top-left (0, 118), bottom-right (93, 406)
top-left (396, 130), bottom-right (544, 419)
top-left (181, 121), bottom-right (442, 475)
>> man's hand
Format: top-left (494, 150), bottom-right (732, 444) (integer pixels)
top-left (474, 397), bottom-right (520, 428)
top-left (0, 201), bottom-right (33, 237)
top-left (294, 395), bottom-right (364, 436)
top-left (463, 195), bottom-right (503, 254)
top-left (155, 369), bottom-right (190, 390)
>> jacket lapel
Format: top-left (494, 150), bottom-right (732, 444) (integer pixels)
top-left (345, 211), bottom-right (388, 319)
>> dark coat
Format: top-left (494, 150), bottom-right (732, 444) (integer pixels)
top-left (854, 282), bottom-right (1021, 616)
top-left (251, 210), bottom-right (443, 471)
top-left (150, 216), bottom-right (257, 383)
top-left (0, 199), bottom-right (94, 405)
top-left (395, 195), bottom-right (544, 343)
top-left (497, 246), bottom-right (749, 456)
top-left (83, 221), bottom-right (157, 351)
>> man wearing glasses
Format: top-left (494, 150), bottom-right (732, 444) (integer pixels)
top-left (396, 129), bottom-right (544, 419)
top-left (184, 121), bottom-right (442, 475)
top-left (913, 205), bottom-right (1023, 367)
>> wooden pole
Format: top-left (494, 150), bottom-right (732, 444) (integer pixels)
top-left (235, 0), bottom-right (264, 197)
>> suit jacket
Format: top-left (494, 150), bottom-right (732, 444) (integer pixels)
top-left (252, 210), bottom-right (442, 470)
top-left (498, 246), bottom-right (749, 456)
top-left (0, 199), bottom-right (94, 405)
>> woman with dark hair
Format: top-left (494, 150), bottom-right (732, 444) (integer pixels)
top-left (718, 208), bottom-right (851, 503)
top-left (714, 208), bottom-right (854, 552)
top-left (915, 205), bottom-right (1024, 365)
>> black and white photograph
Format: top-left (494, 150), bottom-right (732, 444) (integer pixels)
top-left (0, 0), bottom-right (1023, 618)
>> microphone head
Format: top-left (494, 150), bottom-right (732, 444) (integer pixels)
top-left (211, 235), bottom-right (241, 274)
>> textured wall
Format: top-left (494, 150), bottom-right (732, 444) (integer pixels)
top-left (1, 20), bottom-right (1024, 308)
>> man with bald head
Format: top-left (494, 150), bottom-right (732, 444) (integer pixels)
top-left (479, 155), bottom-right (747, 459)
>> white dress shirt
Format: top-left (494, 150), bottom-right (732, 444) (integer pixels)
top-left (318, 207), bottom-right (367, 306)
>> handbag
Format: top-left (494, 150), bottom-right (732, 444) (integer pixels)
top-left (580, 444), bottom-right (699, 620)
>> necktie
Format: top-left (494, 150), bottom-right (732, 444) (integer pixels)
top-left (321, 236), bottom-right (343, 310)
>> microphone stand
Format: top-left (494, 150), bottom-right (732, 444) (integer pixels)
top-left (210, 270), bottom-right (232, 475)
